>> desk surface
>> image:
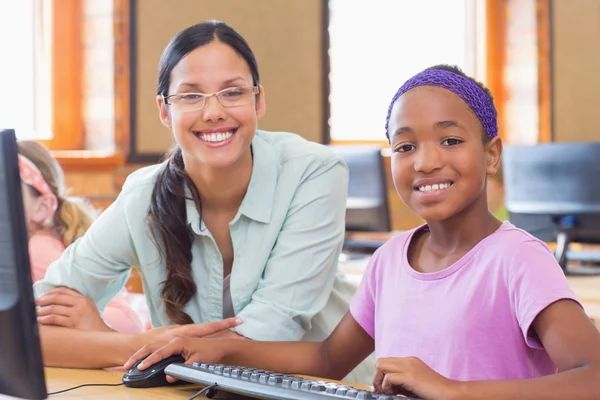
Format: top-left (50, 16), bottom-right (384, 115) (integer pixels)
top-left (42, 368), bottom-right (369, 400)
top-left (45, 368), bottom-right (208, 399)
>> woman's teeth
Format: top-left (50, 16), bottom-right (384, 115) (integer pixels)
top-left (418, 182), bottom-right (452, 193)
top-left (197, 130), bottom-right (235, 142)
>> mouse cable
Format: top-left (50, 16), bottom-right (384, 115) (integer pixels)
top-left (47, 382), bottom-right (125, 395)
top-left (188, 383), bottom-right (219, 400)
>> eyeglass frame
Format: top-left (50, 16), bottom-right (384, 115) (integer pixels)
top-left (162, 85), bottom-right (261, 112)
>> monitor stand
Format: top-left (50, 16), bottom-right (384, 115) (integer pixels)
top-left (555, 230), bottom-right (600, 276)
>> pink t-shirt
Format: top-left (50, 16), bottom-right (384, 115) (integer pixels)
top-left (350, 221), bottom-right (581, 381)
top-left (29, 233), bottom-right (145, 334)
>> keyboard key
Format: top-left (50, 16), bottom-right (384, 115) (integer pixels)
top-left (267, 376), bottom-right (283, 385)
top-left (345, 389), bottom-right (359, 397)
top-left (333, 387), bottom-right (347, 395)
top-left (310, 384), bottom-right (327, 392)
top-left (356, 391), bottom-right (377, 399)
top-left (250, 373), bottom-right (261, 382)
top-left (241, 371), bottom-right (252, 380)
top-left (291, 381), bottom-right (303, 390)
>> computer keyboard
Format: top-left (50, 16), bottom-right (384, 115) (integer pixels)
top-left (165, 362), bottom-right (422, 400)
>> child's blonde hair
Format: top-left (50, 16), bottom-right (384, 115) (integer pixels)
top-left (17, 141), bottom-right (97, 246)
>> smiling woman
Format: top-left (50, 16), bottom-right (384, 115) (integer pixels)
top-left (33, 20), bottom-right (374, 385)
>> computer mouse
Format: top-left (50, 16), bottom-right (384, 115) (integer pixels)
top-left (122, 354), bottom-right (186, 388)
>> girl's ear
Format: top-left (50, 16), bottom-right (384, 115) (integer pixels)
top-left (256, 86), bottom-right (266, 119)
top-left (156, 95), bottom-right (172, 128)
top-left (485, 136), bottom-right (503, 176)
top-left (30, 194), bottom-right (58, 226)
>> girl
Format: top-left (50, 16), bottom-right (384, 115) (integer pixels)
top-left (34, 21), bottom-right (372, 383)
top-left (18, 140), bottom-right (145, 333)
top-left (128, 65), bottom-right (600, 399)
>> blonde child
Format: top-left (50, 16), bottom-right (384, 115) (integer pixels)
top-left (18, 140), bottom-right (145, 334)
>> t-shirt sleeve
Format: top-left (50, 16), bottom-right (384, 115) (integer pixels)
top-left (28, 234), bottom-right (65, 283)
top-left (510, 240), bottom-right (582, 349)
top-left (349, 251), bottom-right (380, 339)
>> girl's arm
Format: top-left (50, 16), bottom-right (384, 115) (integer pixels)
top-left (454, 299), bottom-right (600, 400)
top-left (126, 312), bottom-right (374, 382)
top-left (41, 318), bottom-right (243, 368)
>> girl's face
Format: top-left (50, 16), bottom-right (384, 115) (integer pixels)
top-left (21, 182), bottom-right (55, 234)
top-left (388, 86), bottom-right (501, 222)
top-left (156, 41), bottom-right (266, 171)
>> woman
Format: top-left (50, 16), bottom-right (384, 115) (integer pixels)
top-left (34, 20), bottom-right (373, 384)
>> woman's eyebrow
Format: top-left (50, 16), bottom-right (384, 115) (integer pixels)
top-left (176, 77), bottom-right (248, 92)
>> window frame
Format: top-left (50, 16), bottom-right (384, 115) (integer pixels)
top-left (41, 0), bottom-right (129, 171)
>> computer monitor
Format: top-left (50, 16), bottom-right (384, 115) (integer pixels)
top-left (328, 145), bottom-right (391, 251)
top-left (0, 129), bottom-right (47, 399)
top-left (503, 142), bottom-right (600, 274)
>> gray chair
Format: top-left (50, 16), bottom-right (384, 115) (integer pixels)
top-left (328, 145), bottom-right (391, 251)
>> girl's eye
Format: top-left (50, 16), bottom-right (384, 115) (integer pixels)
top-left (395, 144), bottom-right (415, 153)
top-left (442, 138), bottom-right (463, 146)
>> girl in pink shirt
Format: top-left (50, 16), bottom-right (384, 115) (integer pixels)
top-left (18, 140), bottom-right (146, 334)
top-left (127, 65), bottom-right (600, 399)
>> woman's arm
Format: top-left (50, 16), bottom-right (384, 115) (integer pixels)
top-left (41, 318), bottom-right (243, 368)
top-left (126, 312), bottom-right (374, 382)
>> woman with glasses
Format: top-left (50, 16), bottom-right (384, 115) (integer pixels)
top-left (34, 20), bottom-right (373, 384)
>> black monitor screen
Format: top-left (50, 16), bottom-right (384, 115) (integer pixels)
top-left (0, 129), bottom-right (47, 399)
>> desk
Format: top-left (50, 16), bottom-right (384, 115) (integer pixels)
top-left (45, 368), bottom-right (207, 399)
top-left (42, 368), bottom-right (370, 400)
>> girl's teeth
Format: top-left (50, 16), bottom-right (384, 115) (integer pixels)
top-left (418, 183), bottom-right (452, 193)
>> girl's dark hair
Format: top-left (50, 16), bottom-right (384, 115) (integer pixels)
top-left (149, 20), bottom-right (260, 324)
top-left (424, 64), bottom-right (496, 143)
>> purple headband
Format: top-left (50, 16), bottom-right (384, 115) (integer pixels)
top-left (384, 69), bottom-right (498, 141)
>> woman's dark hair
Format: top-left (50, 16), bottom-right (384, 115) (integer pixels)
top-left (148, 20), bottom-right (260, 324)
top-left (424, 64), bottom-right (496, 143)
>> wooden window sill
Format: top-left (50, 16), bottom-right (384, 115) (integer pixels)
top-left (52, 150), bottom-right (125, 172)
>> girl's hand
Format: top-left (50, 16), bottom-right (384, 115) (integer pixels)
top-left (373, 357), bottom-right (460, 400)
top-left (124, 337), bottom-right (225, 382)
top-left (35, 287), bottom-right (113, 332)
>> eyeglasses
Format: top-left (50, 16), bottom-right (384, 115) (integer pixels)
top-left (163, 85), bottom-right (260, 113)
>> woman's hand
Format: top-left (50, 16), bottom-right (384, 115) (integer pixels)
top-left (138, 317), bottom-right (243, 348)
top-left (124, 337), bottom-right (226, 382)
top-left (373, 357), bottom-right (460, 400)
top-left (36, 287), bottom-right (114, 332)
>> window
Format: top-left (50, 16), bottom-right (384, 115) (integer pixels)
top-left (0, 0), bottom-right (52, 140)
top-left (328, 0), bottom-right (482, 143)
